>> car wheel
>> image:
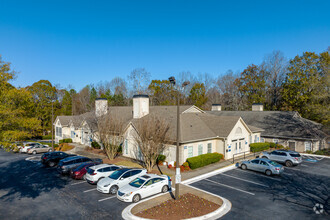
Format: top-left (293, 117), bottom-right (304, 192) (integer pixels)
top-left (262, 156), bottom-right (267, 159)
top-left (133, 194), bottom-right (141, 203)
top-left (162, 185), bottom-right (169, 193)
top-left (32, 151), bottom-right (37, 155)
top-left (241, 164), bottom-right (247, 170)
top-left (48, 161), bottom-right (56, 167)
top-left (48, 149), bottom-right (52, 152)
top-left (110, 185), bottom-right (118, 194)
top-left (265, 170), bottom-right (272, 176)
top-left (285, 160), bottom-right (293, 167)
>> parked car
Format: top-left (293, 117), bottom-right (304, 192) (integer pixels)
top-left (27, 144), bottom-right (52, 154)
top-left (97, 168), bottom-right (147, 194)
top-left (117, 174), bottom-right (170, 203)
top-left (259, 149), bottom-right (302, 167)
top-left (57, 156), bottom-right (102, 175)
top-left (41, 151), bottom-right (76, 167)
top-left (19, 142), bottom-right (46, 153)
top-left (240, 158), bottom-right (284, 176)
top-left (70, 162), bottom-right (101, 180)
top-left (86, 164), bottom-right (122, 184)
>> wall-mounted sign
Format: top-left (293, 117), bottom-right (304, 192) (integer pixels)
top-left (228, 146), bottom-right (231, 148)
top-left (245, 141), bottom-right (247, 144)
top-left (229, 149), bottom-right (231, 152)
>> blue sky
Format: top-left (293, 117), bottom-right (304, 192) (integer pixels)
top-left (0, 0), bottom-right (329, 91)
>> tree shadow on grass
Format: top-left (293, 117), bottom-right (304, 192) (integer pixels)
top-left (0, 158), bottom-right (70, 202)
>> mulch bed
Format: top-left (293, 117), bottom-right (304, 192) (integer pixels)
top-left (135, 193), bottom-right (220, 220)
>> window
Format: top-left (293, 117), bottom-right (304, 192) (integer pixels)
top-left (305, 142), bottom-right (311, 151)
top-left (188, 146), bottom-right (193, 158)
top-left (260, 138), bottom-right (265, 143)
top-left (144, 180), bottom-right (153, 186)
top-left (207, 143), bottom-right (212, 153)
top-left (270, 151), bottom-right (278, 155)
top-left (111, 166), bottom-right (120, 171)
top-left (152, 178), bottom-right (164, 184)
top-left (260, 161), bottom-right (268, 166)
top-left (125, 139), bottom-right (128, 155)
top-left (278, 152), bottom-right (287, 156)
top-left (122, 172), bottom-right (131, 178)
top-left (249, 135), bottom-right (252, 144)
top-left (71, 131), bottom-right (75, 138)
top-left (254, 135), bottom-right (257, 143)
top-left (131, 170), bottom-right (142, 175)
top-left (56, 127), bottom-right (62, 137)
top-left (251, 159), bottom-right (260, 164)
top-left (198, 144), bottom-right (203, 155)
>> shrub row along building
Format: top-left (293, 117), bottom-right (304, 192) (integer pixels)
top-left (54, 95), bottom-right (328, 164)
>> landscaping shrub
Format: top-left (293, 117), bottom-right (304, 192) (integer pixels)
top-left (186, 153), bottom-right (222, 170)
top-left (55, 143), bottom-right (74, 151)
top-left (91, 141), bottom-right (101, 149)
top-left (168, 164), bottom-right (173, 169)
top-left (268, 142), bottom-right (276, 148)
top-left (59, 138), bottom-right (73, 144)
top-left (182, 162), bottom-right (190, 171)
top-left (42, 135), bottom-right (52, 140)
top-left (180, 165), bottom-right (185, 172)
top-left (157, 154), bottom-right (166, 162)
top-left (117, 144), bottom-right (122, 153)
top-left (314, 149), bottom-right (330, 156)
top-left (275, 144), bottom-right (285, 149)
top-left (250, 143), bottom-right (270, 152)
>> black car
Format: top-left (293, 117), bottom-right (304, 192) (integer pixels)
top-left (41, 151), bottom-right (75, 167)
top-left (57, 156), bottom-right (102, 175)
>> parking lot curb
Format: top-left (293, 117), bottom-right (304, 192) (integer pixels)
top-left (301, 153), bottom-right (330, 158)
top-left (121, 186), bottom-right (231, 220)
top-left (181, 164), bottom-right (236, 185)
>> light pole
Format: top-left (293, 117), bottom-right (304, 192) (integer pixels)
top-left (51, 100), bottom-right (54, 151)
top-left (169, 76), bottom-right (189, 200)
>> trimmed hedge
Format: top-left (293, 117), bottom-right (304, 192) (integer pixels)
top-left (59, 138), bottom-right (73, 144)
top-left (42, 135), bottom-right (52, 140)
top-left (250, 143), bottom-right (270, 152)
top-left (91, 141), bottom-right (101, 149)
top-left (157, 154), bottom-right (166, 162)
top-left (186, 153), bottom-right (224, 170)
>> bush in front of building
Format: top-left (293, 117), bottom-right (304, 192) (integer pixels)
top-left (59, 138), bottom-right (73, 144)
top-left (250, 143), bottom-right (270, 152)
top-left (157, 154), bottom-right (166, 162)
top-left (91, 141), bottom-right (101, 149)
top-left (42, 135), bottom-right (52, 140)
top-left (186, 153), bottom-right (223, 170)
top-left (314, 149), bottom-right (330, 156)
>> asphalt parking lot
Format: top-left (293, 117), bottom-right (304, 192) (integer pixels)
top-left (190, 155), bottom-right (330, 219)
top-left (0, 150), bottom-right (129, 220)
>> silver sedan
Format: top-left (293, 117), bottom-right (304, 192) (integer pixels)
top-left (240, 158), bottom-right (284, 176)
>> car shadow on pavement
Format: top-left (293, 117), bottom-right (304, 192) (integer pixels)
top-left (0, 159), bottom-right (70, 201)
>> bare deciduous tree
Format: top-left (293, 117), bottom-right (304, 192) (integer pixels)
top-left (128, 68), bottom-right (150, 95)
top-left (97, 112), bottom-right (125, 160)
top-left (132, 115), bottom-right (170, 172)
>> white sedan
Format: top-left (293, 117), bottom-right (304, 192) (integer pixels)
top-left (117, 174), bottom-right (171, 203)
top-left (86, 164), bottom-right (121, 184)
top-left (97, 168), bottom-right (147, 194)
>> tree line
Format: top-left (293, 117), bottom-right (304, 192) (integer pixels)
top-left (0, 48), bottom-right (329, 146)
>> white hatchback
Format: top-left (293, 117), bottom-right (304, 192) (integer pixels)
top-left (117, 174), bottom-right (171, 203)
top-left (97, 168), bottom-right (147, 194)
top-left (86, 164), bottom-right (121, 184)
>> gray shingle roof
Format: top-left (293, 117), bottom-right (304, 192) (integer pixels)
top-left (207, 111), bottom-right (327, 140)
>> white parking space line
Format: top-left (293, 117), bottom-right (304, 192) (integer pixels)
top-left (205, 178), bottom-right (255, 195)
top-left (234, 169), bottom-right (282, 181)
top-left (83, 188), bottom-right (97, 193)
top-left (71, 181), bottom-right (86, 186)
top-left (98, 196), bottom-right (116, 202)
top-left (218, 173), bottom-right (268, 187)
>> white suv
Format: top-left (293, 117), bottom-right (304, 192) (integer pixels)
top-left (86, 164), bottom-right (121, 184)
top-left (97, 168), bottom-right (147, 194)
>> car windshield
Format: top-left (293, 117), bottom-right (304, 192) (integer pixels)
top-left (109, 169), bottom-right (129, 180)
top-left (290, 153), bottom-right (301, 157)
top-left (129, 178), bottom-right (146, 188)
top-left (268, 161), bottom-right (279, 166)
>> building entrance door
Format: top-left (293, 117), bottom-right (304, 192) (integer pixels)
top-left (289, 142), bottom-right (296, 151)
